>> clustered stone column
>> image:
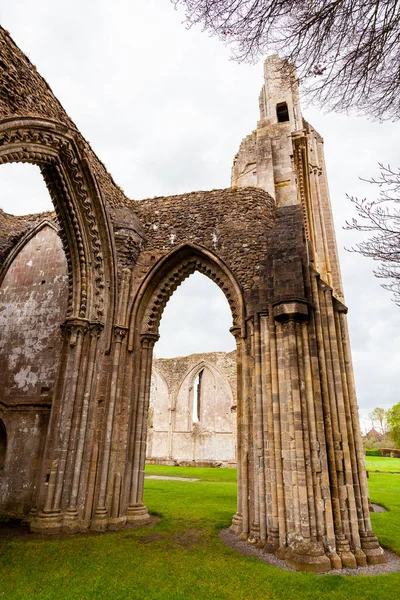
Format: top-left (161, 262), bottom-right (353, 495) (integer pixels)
top-left (230, 277), bottom-right (386, 573)
top-left (31, 317), bottom-right (103, 533)
top-left (125, 333), bottom-right (159, 524)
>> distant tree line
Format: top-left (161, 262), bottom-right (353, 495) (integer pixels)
top-left (364, 403), bottom-right (400, 449)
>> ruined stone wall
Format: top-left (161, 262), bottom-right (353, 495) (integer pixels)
top-left (0, 223), bottom-right (68, 516)
top-left (0, 31), bottom-right (386, 572)
top-left (147, 351), bottom-right (237, 466)
top-left (133, 188), bottom-right (275, 304)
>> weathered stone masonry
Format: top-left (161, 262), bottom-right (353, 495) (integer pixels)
top-left (0, 29), bottom-right (386, 573)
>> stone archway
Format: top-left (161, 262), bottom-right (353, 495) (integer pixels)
top-left (123, 243), bottom-right (244, 523)
top-left (0, 117), bottom-right (115, 532)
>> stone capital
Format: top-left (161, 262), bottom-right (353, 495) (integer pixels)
top-left (61, 317), bottom-right (90, 346)
top-left (139, 332), bottom-right (160, 349)
top-left (272, 300), bottom-right (309, 323)
top-left (113, 324), bottom-right (128, 343)
top-left (89, 321), bottom-right (105, 338)
top-left (229, 325), bottom-right (242, 339)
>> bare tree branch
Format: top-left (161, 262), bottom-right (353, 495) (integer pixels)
top-left (172, 0), bottom-right (400, 120)
top-left (345, 165), bottom-right (400, 303)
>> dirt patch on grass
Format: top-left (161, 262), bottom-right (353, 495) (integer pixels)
top-left (173, 528), bottom-right (203, 548)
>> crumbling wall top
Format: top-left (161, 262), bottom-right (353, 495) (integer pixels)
top-left (0, 27), bottom-right (137, 211)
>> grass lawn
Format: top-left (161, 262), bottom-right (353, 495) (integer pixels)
top-left (365, 455), bottom-right (400, 473)
top-left (0, 465), bottom-right (399, 599)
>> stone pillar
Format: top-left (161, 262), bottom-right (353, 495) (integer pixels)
top-left (336, 308), bottom-right (386, 565)
top-left (261, 313), bottom-right (280, 554)
top-left (230, 326), bottom-right (244, 536)
top-left (91, 324), bottom-right (128, 532)
top-left (253, 315), bottom-right (267, 546)
top-left (30, 317), bottom-right (89, 533)
top-left (126, 333), bottom-right (158, 524)
top-left (310, 274), bottom-right (356, 568)
top-left (272, 301), bottom-right (331, 573)
top-left (63, 321), bottom-right (103, 533)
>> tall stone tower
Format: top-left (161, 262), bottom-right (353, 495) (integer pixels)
top-left (232, 55), bottom-right (343, 302)
top-left (227, 56), bottom-right (386, 571)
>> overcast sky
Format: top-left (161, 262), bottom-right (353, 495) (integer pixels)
top-left (1, 0), bottom-right (399, 429)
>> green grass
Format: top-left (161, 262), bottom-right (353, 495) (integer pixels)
top-left (365, 455), bottom-right (400, 473)
top-left (0, 465), bottom-right (399, 599)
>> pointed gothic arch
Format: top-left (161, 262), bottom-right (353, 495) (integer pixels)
top-left (0, 218), bottom-right (59, 286)
top-left (128, 243), bottom-right (245, 348)
top-left (122, 244), bottom-right (244, 522)
top-left (0, 117), bottom-right (116, 328)
top-left (0, 117), bottom-right (117, 532)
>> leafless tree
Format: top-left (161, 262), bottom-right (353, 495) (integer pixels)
top-left (346, 165), bottom-right (400, 303)
top-left (172, 1), bottom-right (400, 120)
top-left (369, 407), bottom-right (388, 434)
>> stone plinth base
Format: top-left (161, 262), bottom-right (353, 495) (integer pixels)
top-left (336, 536), bottom-right (357, 568)
top-left (126, 504), bottom-right (150, 524)
top-left (285, 541), bottom-right (332, 573)
top-left (361, 533), bottom-right (387, 564)
top-left (30, 510), bottom-right (62, 534)
top-left (108, 516), bottom-right (127, 531)
top-left (229, 513), bottom-right (243, 535)
top-left (63, 509), bottom-right (79, 534)
top-left (91, 507), bottom-right (109, 532)
top-left (354, 548), bottom-right (368, 567)
top-left (264, 529), bottom-right (279, 554)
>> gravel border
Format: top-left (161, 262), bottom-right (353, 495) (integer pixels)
top-left (219, 528), bottom-right (400, 576)
top-left (371, 503), bottom-right (387, 513)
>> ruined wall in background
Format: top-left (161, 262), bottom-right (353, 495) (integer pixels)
top-left (147, 351), bottom-right (237, 467)
top-left (0, 223), bottom-right (68, 516)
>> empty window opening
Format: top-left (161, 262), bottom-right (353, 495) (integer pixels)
top-left (276, 102), bottom-right (290, 123)
top-left (154, 272), bottom-right (235, 358)
top-left (193, 369), bottom-right (203, 423)
top-left (0, 163), bottom-right (53, 215)
top-left (0, 420), bottom-right (7, 469)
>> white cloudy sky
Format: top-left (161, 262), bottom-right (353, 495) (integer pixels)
top-left (1, 0), bottom-right (399, 429)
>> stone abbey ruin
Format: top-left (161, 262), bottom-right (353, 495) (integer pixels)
top-left (0, 27), bottom-right (386, 572)
top-left (148, 352), bottom-right (237, 467)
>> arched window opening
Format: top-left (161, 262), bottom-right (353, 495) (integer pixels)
top-left (193, 369), bottom-right (204, 423)
top-left (0, 163), bottom-right (68, 515)
top-left (276, 102), bottom-right (290, 123)
top-left (0, 420), bottom-right (7, 469)
top-left (154, 271), bottom-right (235, 357)
top-left (147, 270), bottom-right (237, 468)
top-left (0, 163), bottom-right (53, 215)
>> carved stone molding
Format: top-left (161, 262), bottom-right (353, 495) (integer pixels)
top-left (0, 120), bottom-right (106, 322)
top-left (61, 317), bottom-right (89, 346)
top-left (141, 255), bottom-right (242, 336)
